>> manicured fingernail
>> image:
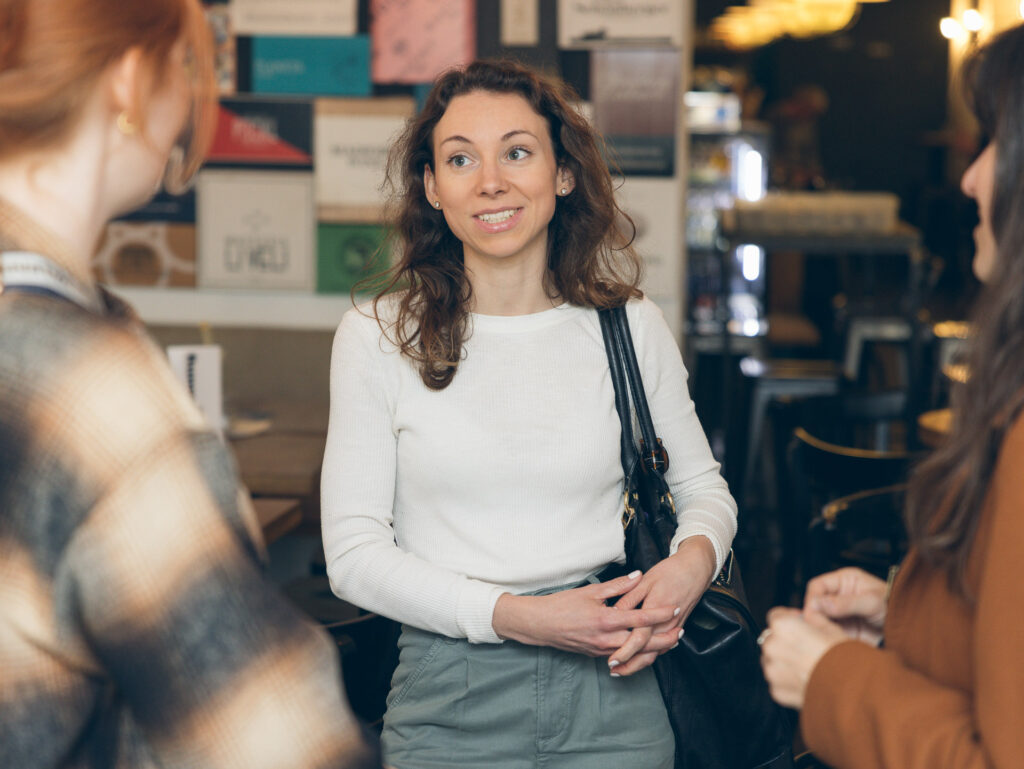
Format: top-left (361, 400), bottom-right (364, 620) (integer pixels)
top-left (608, 659), bottom-right (620, 669)
top-left (677, 628), bottom-right (685, 639)
top-left (610, 672), bottom-right (621, 678)
top-left (628, 570), bottom-right (641, 579)
top-left (673, 607), bottom-right (681, 617)
top-left (671, 642), bottom-right (679, 650)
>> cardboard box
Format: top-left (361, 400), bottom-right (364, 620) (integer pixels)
top-left (591, 48), bottom-right (680, 177)
top-left (558, 0), bottom-right (683, 48)
top-left (118, 188), bottom-right (196, 223)
top-left (207, 96), bottom-right (313, 168)
top-left (197, 169), bottom-right (315, 290)
top-left (316, 223), bottom-right (390, 293)
top-left (92, 222), bottom-right (197, 287)
top-left (314, 97), bottom-right (415, 222)
top-left (370, 0), bottom-right (475, 84)
top-left (166, 345), bottom-right (224, 435)
top-left (252, 35), bottom-right (370, 96)
top-left (231, 0), bottom-right (358, 37)
top-left (205, 3), bottom-right (237, 95)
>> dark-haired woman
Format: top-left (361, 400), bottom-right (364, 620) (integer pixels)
top-left (321, 60), bottom-right (737, 768)
top-left (759, 23), bottom-right (1024, 769)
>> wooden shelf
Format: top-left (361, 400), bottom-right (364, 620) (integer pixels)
top-left (720, 222), bottom-right (923, 256)
top-left (115, 287), bottom-right (365, 331)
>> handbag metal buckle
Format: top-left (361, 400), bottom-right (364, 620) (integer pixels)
top-left (660, 491), bottom-right (676, 515)
top-left (622, 490), bottom-right (638, 529)
top-left (713, 549), bottom-right (735, 588)
top-left (639, 438), bottom-right (670, 474)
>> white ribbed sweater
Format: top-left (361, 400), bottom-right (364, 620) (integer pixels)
top-left (321, 297), bottom-right (737, 644)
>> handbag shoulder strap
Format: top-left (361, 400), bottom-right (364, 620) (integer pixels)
top-left (600, 304), bottom-right (739, 590)
top-left (605, 305), bottom-right (669, 475)
top-left (599, 307), bottom-right (637, 477)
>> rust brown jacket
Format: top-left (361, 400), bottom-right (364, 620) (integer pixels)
top-left (802, 413), bottom-right (1024, 768)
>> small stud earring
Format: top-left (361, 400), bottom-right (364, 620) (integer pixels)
top-left (560, 187), bottom-right (568, 195)
top-left (433, 201), bottom-right (441, 209)
top-left (117, 112), bottom-right (137, 136)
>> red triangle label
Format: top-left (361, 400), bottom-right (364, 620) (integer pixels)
top-left (207, 106), bottom-right (312, 164)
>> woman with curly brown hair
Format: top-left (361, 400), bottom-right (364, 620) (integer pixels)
top-left (759, 22), bottom-right (1024, 769)
top-left (320, 60), bottom-right (737, 768)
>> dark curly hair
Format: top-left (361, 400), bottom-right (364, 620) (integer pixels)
top-left (361, 59), bottom-right (642, 390)
top-left (905, 23), bottom-right (1024, 597)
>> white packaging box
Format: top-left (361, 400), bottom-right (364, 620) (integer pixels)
top-left (314, 97), bottom-right (414, 222)
top-left (166, 345), bottom-right (224, 436)
top-left (231, 0), bottom-right (357, 37)
top-left (198, 169), bottom-right (315, 290)
top-left (615, 177), bottom-right (683, 338)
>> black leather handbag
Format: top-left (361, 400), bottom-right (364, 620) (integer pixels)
top-left (599, 306), bottom-right (793, 769)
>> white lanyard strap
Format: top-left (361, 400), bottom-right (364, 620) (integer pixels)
top-left (0, 251), bottom-right (103, 313)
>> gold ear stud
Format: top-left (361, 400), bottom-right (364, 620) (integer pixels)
top-left (116, 112), bottom-right (137, 136)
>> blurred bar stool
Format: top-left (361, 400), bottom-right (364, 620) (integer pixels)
top-left (252, 497), bottom-right (303, 545)
top-left (929, 320), bottom-right (971, 407)
top-left (841, 315), bottom-right (912, 383)
top-left (932, 320), bottom-right (971, 367)
top-left (805, 484), bottom-right (907, 583)
top-left (917, 407), bottom-right (952, 449)
top-left (779, 403), bottom-right (923, 604)
top-left (794, 751), bottom-right (833, 768)
top-left (739, 356), bottom-right (841, 508)
top-left (284, 575), bottom-right (399, 727)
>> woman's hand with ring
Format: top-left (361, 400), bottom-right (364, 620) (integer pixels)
top-left (758, 607), bottom-right (849, 709)
top-left (803, 567), bottom-right (889, 646)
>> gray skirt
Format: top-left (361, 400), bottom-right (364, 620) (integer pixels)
top-left (381, 580), bottom-right (674, 769)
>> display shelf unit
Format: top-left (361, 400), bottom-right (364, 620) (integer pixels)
top-left (117, 287), bottom-right (363, 331)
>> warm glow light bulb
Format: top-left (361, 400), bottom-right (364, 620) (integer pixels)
top-left (940, 16), bottom-right (965, 41)
top-left (962, 8), bottom-right (983, 32)
top-left (1019, 0), bottom-right (1024, 18)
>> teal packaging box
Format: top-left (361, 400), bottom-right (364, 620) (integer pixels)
top-left (252, 35), bottom-right (371, 97)
top-left (317, 224), bottom-right (389, 293)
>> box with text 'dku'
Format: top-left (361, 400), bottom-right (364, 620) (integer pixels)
top-left (197, 169), bottom-right (315, 291)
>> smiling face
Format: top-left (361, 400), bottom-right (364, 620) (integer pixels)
top-left (423, 90), bottom-right (574, 276)
top-left (961, 141), bottom-right (998, 283)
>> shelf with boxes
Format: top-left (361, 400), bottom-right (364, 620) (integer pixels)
top-left (91, 0), bottom-right (489, 330)
top-left (92, 94), bottom-right (410, 330)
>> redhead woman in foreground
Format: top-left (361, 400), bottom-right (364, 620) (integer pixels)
top-left (0, 1), bottom-right (378, 767)
top-left (321, 60), bottom-right (737, 769)
top-left (760, 23), bottom-right (1024, 769)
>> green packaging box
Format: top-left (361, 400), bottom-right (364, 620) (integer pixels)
top-left (317, 223), bottom-right (390, 294)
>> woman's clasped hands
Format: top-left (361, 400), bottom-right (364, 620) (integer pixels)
top-left (606, 535), bottom-right (718, 676)
top-left (492, 535), bottom-right (717, 676)
top-left (759, 567), bottom-right (889, 709)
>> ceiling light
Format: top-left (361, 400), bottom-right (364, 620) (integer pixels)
top-left (939, 16), bottom-right (967, 42)
top-left (962, 8), bottom-right (983, 32)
